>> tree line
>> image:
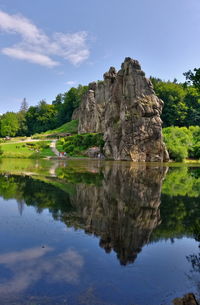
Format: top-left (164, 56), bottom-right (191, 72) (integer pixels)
top-left (0, 67), bottom-right (199, 137)
top-left (0, 85), bottom-right (88, 137)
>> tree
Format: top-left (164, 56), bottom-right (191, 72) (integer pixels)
top-left (150, 77), bottom-right (188, 127)
top-left (0, 112), bottom-right (20, 137)
top-left (184, 87), bottom-right (200, 126)
top-left (52, 94), bottom-right (63, 106)
top-left (184, 68), bottom-right (200, 93)
top-left (55, 85), bottom-right (88, 126)
top-left (17, 98), bottom-right (29, 136)
top-left (25, 101), bottom-right (58, 135)
top-left (17, 111), bottom-right (28, 136)
top-left (20, 98), bottom-right (29, 113)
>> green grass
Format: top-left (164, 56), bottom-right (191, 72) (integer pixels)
top-left (32, 120), bottom-right (78, 139)
top-left (0, 141), bottom-right (55, 158)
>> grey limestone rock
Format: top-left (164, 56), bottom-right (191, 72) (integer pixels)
top-left (73, 57), bottom-right (169, 162)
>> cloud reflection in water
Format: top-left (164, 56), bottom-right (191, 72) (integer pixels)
top-left (0, 246), bottom-right (84, 295)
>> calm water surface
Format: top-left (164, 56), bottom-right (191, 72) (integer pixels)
top-left (0, 158), bottom-right (200, 305)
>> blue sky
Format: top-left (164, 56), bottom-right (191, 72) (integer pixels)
top-left (0, 0), bottom-right (199, 113)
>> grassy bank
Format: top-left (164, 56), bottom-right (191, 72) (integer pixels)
top-left (0, 141), bottom-right (55, 159)
top-left (32, 120), bottom-right (78, 139)
top-left (0, 123), bottom-right (199, 162)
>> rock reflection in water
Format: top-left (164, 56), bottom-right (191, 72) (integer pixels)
top-left (0, 161), bottom-right (200, 304)
top-left (0, 162), bottom-right (167, 266)
top-left (60, 163), bottom-right (167, 265)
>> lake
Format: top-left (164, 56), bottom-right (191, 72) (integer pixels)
top-left (0, 158), bottom-right (199, 305)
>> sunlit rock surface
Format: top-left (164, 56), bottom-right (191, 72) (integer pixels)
top-left (73, 57), bottom-right (169, 161)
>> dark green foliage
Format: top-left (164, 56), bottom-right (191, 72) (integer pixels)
top-left (188, 144), bottom-right (200, 159)
top-left (151, 167), bottom-right (200, 241)
top-left (54, 85), bottom-right (88, 126)
top-left (183, 87), bottom-right (200, 126)
top-left (151, 77), bottom-right (200, 127)
top-left (25, 100), bottom-right (58, 135)
top-left (56, 166), bottom-right (103, 186)
top-left (0, 85), bottom-right (88, 138)
top-left (0, 175), bottom-right (74, 216)
top-left (24, 85), bottom-right (87, 136)
top-left (184, 68), bottom-right (200, 93)
top-left (61, 133), bottom-right (104, 156)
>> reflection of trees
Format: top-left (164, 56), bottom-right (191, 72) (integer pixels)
top-left (0, 175), bottom-right (74, 216)
top-left (1, 163), bottom-right (200, 266)
top-left (61, 164), bottom-right (167, 265)
top-left (187, 252), bottom-right (200, 273)
top-left (162, 166), bottom-right (200, 197)
top-left (186, 248), bottom-right (200, 297)
top-left (0, 164), bottom-right (167, 266)
top-left (152, 166), bottom-right (200, 241)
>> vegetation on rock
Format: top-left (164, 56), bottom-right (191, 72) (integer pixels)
top-left (57, 133), bottom-right (104, 156)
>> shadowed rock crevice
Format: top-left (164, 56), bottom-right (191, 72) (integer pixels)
top-left (73, 57), bottom-right (169, 161)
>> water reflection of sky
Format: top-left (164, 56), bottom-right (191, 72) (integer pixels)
top-left (0, 196), bottom-right (200, 305)
top-left (0, 163), bottom-right (200, 304)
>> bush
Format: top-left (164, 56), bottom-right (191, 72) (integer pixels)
top-left (0, 146), bottom-right (3, 156)
top-left (168, 145), bottom-right (188, 162)
top-left (163, 126), bottom-right (200, 161)
top-left (64, 144), bottom-right (75, 154)
top-left (26, 141), bottom-right (49, 150)
top-left (188, 143), bottom-right (200, 159)
top-left (62, 133), bottom-right (104, 156)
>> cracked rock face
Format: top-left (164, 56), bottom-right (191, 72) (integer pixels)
top-left (73, 57), bottom-right (169, 162)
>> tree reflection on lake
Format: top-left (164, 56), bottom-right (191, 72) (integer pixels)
top-left (0, 160), bottom-right (199, 304)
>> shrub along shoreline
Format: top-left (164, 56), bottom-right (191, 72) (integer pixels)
top-left (0, 126), bottom-right (199, 162)
top-left (163, 126), bottom-right (200, 162)
top-left (55, 126), bottom-right (200, 162)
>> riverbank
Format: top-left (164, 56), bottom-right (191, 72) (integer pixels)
top-left (0, 140), bottom-right (55, 159)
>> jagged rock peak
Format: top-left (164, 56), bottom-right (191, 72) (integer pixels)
top-left (103, 66), bottom-right (117, 80)
top-left (73, 57), bottom-right (169, 162)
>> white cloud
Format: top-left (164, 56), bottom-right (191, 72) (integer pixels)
top-left (66, 80), bottom-right (76, 85)
top-left (0, 10), bottom-right (90, 67)
top-left (2, 47), bottom-right (59, 67)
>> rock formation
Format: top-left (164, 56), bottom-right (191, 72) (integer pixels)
top-left (0, 162), bottom-right (167, 266)
top-left (61, 163), bottom-right (167, 265)
top-left (73, 57), bottom-right (169, 161)
top-left (173, 293), bottom-right (199, 305)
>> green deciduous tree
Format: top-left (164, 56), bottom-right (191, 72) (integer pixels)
top-left (0, 112), bottom-right (20, 137)
top-left (25, 101), bottom-right (58, 135)
top-left (184, 68), bottom-right (200, 93)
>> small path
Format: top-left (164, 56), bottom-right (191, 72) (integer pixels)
top-left (50, 140), bottom-right (60, 157)
top-left (4, 138), bottom-right (51, 144)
